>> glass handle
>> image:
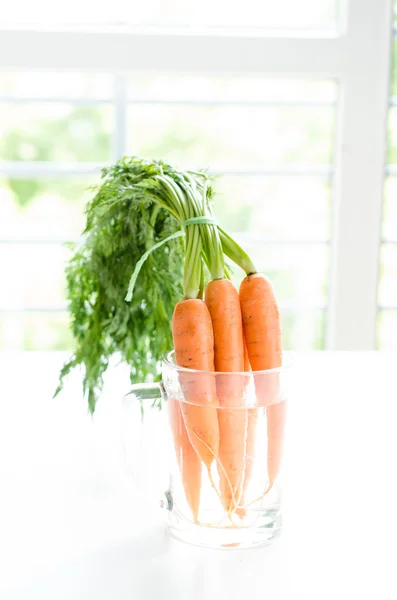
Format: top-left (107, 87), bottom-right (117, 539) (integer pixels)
top-left (124, 382), bottom-right (165, 405)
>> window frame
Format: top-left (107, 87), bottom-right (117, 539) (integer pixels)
top-left (0, 0), bottom-right (393, 350)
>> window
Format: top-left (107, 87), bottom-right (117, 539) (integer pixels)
top-left (0, 0), bottom-right (394, 351)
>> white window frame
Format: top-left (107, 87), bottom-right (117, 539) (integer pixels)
top-left (0, 0), bottom-right (393, 350)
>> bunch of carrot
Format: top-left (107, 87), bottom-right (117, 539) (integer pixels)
top-left (172, 270), bottom-right (283, 522)
top-left (123, 160), bottom-right (285, 523)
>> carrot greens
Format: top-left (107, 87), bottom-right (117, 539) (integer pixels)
top-left (55, 159), bottom-right (184, 412)
top-left (55, 156), bottom-right (231, 412)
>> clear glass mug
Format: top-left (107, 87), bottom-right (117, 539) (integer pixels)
top-left (122, 351), bottom-right (290, 550)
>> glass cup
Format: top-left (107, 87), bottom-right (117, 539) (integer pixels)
top-left (122, 351), bottom-right (290, 550)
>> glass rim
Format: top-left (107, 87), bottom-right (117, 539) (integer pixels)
top-left (162, 350), bottom-right (293, 376)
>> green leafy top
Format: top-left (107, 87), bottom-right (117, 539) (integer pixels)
top-left (55, 158), bottom-right (184, 412)
top-left (55, 156), bottom-right (256, 412)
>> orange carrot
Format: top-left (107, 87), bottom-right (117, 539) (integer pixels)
top-left (168, 398), bottom-right (202, 521)
top-left (239, 273), bottom-right (284, 493)
top-left (205, 279), bottom-right (246, 513)
top-left (172, 299), bottom-right (219, 475)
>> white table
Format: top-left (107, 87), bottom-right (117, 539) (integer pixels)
top-left (0, 352), bottom-right (396, 600)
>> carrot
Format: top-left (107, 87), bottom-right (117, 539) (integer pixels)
top-left (172, 299), bottom-right (219, 476)
top-left (239, 273), bottom-right (284, 493)
top-left (205, 279), bottom-right (246, 514)
top-left (168, 397), bottom-right (202, 521)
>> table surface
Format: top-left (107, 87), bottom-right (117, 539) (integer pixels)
top-left (0, 351), bottom-right (396, 600)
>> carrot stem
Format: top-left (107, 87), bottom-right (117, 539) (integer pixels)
top-left (218, 227), bottom-right (257, 275)
top-left (183, 176), bottom-right (224, 281)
